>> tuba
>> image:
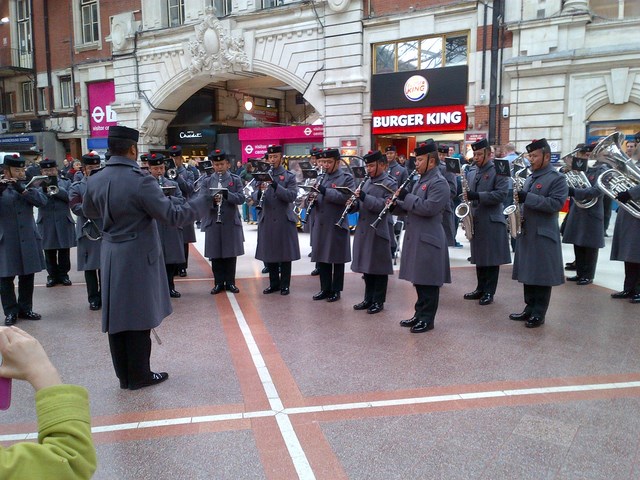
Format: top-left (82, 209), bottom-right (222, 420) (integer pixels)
top-left (454, 172), bottom-right (473, 240)
top-left (502, 154), bottom-right (530, 239)
top-left (591, 131), bottom-right (640, 219)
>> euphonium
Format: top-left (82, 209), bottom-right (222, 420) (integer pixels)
top-left (565, 170), bottom-right (597, 209)
top-left (591, 131), bottom-right (640, 219)
top-left (502, 155), bottom-right (530, 239)
top-left (454, 172), bottom-right (473, 240)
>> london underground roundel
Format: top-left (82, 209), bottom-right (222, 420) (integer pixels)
top-left (404, 75), bottom-right (429, 102)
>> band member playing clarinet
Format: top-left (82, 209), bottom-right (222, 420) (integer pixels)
top-left (350, 150), bottom-right (396, 314)
top-left (310, 148), bottom-right (355, 303)
top-left (394, 141), bottom-right (450, 333)
top-left (253, 145), bottom-right (301, 295)
top-left (202, 150), bottom-right (245, 294)
top-left (462, 139), bottom-right (511, 305)
top-left (510, 139), bottom-right (568, 328)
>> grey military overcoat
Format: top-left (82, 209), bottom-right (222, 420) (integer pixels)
top-left (176, 166), bottom-right (197, 243)
top-left (389, 161), bottom-right (408, 187)
top-left (562, 166), bottom-right (605, 249)
top-left (69, 178), bottom-right (102, 271)
top-left (82, 156), bottom-right (208, 334)
top-left (201, 171), bottom-right (245, 259)
top-left (350, 172), bottom-right (396, 276)
top-left (156, 178), bottom-right (186, 265)
top-left (438, 164), bottom-right (457, 246)
top-left (0, 186), bottom-right (47, 277)
top-left (395, 167), bottom-right (451, 286)
top-left (512, 164), bottom-right (568, 286)
top-left (467, 161), bottom-right (512, 267)
top-left (310, 169), bottom-right (355, 264)
top-left (36, 176), bottom-right (77, 250)
top-left (610, 184), bottom-right (640, 263)
top-left (253, 165), bottom-right (301, 263)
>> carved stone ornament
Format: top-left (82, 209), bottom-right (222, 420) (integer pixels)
top-left (188, 7), bottom-right (250, 75)
top-left (140, 117), bottom-right (169, 146)
top-left (327, 0), bottom-right (351, 13)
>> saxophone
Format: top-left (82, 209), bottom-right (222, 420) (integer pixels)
top-left (454, 173), bottom-right (473, 240)
top-left (502, 155), bottom-right (529, 239)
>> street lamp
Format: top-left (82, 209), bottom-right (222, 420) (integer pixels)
top-left (0, 17), bottom-right (9, 24)
top-left (244, 97), bottom-right (253, 111)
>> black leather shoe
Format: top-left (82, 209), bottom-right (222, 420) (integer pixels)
top-left (263, 286), bottom-right (279, 294)
top-left (18, 311), bottom-right (41, 321)
top-left (525, 316), bottom-right (545, 328)
top-left (577, 278), bottom-right (593, 286)
top-left (353, 301), bottom-right (372, 311)
top-left (399, 316), bottom-right (419, 327)
top-left (60, 277), bottom-right (72, 286)
top-left (565, 261), bottom-right (576, 271)
top-left (611, 290), bottom-right (633, 299)
top-left (313, 290), bottom-right (330, 301)
top-left (178, 269), bottom-right (187, 277)
top-left (226, 284), bottom-right (240, 294)
top-left (509, 310), bottom-right (531, 321)
top-left (630, 294), bottom-right (640, 304)
top-left (566, 275), bottom-right (580, 282)
top-left (479, 293), bottom-right (494, 305)
top-left (326, 292), bottom-right (341, 302)
top-left (280, 287), bottom-right (290, 296)
top-left (463, 289), bottom-right (483, 300)
top-left (310, 269), bottom-right (320, 276)
top-left (169, 289), bottom-right (181, 298)
top-left (410, 320), bottom-right (434, 333)
top-left (46, 277), bottom-right (57, 288)
top-left (128, 372), bottom-right (169, 391)
top-left (210, 284), bottom-right (225, 295)
top-left (367, 303), bottom-right (384, 314)
top-left (261, 266), bottom-right (269, 274)
top-left (119, 380), bottom-right (128, 389)
top-left (4, 313), bottom-right (17, 326)
top-left (89, 301), bottom-right (101, 311)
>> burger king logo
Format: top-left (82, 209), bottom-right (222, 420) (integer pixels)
top-left (404, 75), bottom-right (428, 102)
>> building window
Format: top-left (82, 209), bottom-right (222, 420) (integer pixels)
top-left (60, 77), bottom-right (73, 109)
top-left (4, 92), bottom-right (15, 114)
top-left (373, 33), bottom-right (468, 74)
top-left (214, 0), bottom-right (232, 16)
top-left (80, 0), bottom-right (100, 44)
top-left (37, 87), bottom-right (47, 111)
top-left (590, 0), bottom-right (640, 18)
top-left (16, 0), bottom-right (32, 69)
top-left (261, 0), bottom-right (280, 8)
top-left (21, 82), bottom-right (33, 112)
top-left (168, 0), bottom-right (185, 26)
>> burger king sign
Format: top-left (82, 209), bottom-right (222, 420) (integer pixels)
top-left (404, 75), bottom-right (429, 102)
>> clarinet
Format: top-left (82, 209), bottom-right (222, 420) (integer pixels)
top-left (257, 167), bottom-right (273, 210)
top-left (215, 172), bottom-right (223, 224)
top-left (335, 174), bottom-right (369, 228)
top-left (302, 166), bottom-right (325, 224)
top-left (370, 169), bottom-right (417, 228)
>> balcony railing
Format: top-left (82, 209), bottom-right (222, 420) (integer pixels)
top-left (0, 48), bottom-right (34, 71)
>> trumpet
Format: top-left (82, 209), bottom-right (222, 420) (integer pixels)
top-left (370, 169), bottom-right (417, 229)
top-left (335, 175), bottom-right (369, 228)
top-left (45, 176), bottom-right (59, 196)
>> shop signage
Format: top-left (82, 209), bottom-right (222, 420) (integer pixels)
top-left (88, 81), bottom-right (117, 137)
top-left (372, 105), bottom-right (466, 134)
top-left (179, 130), bottom-right (203, 139)
top-left (0, 135), bottom-right (35, 145)
top-left (464, 132), bottom-right (487, 144)
top-left (239, 125), bottom-right (324, 163)
top-left (404, 75), bottom-right (428, 102)
top-left (168, 127), bottom-right (216, 145)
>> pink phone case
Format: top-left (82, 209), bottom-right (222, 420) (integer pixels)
top-left (0, 376), bottom-right (11, 410)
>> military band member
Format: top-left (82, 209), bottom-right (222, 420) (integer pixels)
top-left (510, 139), bottom-right (568, 328)
top-left (83, 126), bottom-right (210, 390)
top-left (610, 183), bottom-right (640, 304)
top-left (394, 142), bottom-right (451, 333)
top-left (168, 145), bottom-right (196, 278)
top-left (0, 154), bottom-right (46, 326)
top-left (437, 145), bottom-right (458, 246)
top-left (386, 145), bottom-right (408, 186)
top-left (350, 150), bottom-right (397, 314)
top-left (37, 158), bottom-right (77, 287)
top-left (307, 146), bottom-right (323, 277)
top-left (201, 150), bottom-right (245, 295)
top-left (253, 145), bottom-right (301, 295)
top-left (148, 153), bottom-right (185, 298)
top-left (309, 148), bottom-right (355, 303)
top-left (562, 145), bottom-right (605, 285)
top-left (462, 139), bottom-right (511, 305)
top-left (68, 152), bottom-right (103, 310)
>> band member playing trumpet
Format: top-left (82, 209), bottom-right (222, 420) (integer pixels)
top-left (394, 141), bottom-right (450, 333)
top-left (510, 139), bottom-right (568, 328)
top-left (37, 158), bottom-right (76, 288)
top-left (68, 152), bottom-right (103, 310)
top-left (253, 145), bottom-right (301, 295)
top-left (0, 154), bottom-right (46, 326)
top-left (350, 150), bottom-right (397, 314)
top-left (309, 148), bottom-right (355, 303)
top-left (148, 153), bottom-right (185, 298)
top-left (201, 150), bottom-right (245, 294)
top-left (562, 144), bottom-right (605, 286)
top-left (462, 139), bottom-right (511, 305)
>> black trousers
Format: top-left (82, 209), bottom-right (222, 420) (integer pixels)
top-left (107, 330), bottom-right (152, 387)
top-left (623, 262), bottom-right (640, 294)
top-left (0, 274), bottom-right (35, 316)
top-left (523, 284), bottom-right (552, 318)
top-left (475, 266), bottom-right (500, 295)
top-left (414, 284), bottom-right (440, 324)
top-left (318, 262), bottom-right (345, 293)
top-left (178, 243), bottom-right (190, 271)
top-left (44, 248), bottom-right (71, 280)
top-left (574, 245), bottom-right (599, 280)
top-left (211, 257), bottom-right (238, 286)
top-left (165, 264), bottom-right (179, 290)
top-left (363, 273), bottom-right (388, 304)
top-left (603, 195), bottom-right (613, 232)
top-left (267, 261), bottom-right (292, 289)
top-left (84, 269), bottom-right (101, 304)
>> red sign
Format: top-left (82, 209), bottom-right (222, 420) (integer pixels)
top-left (372, 105), bottom-right (466, 134)
top-left (465, 132), bottom-right (487, 144)
top-left (239, 125), bottom-right (324, 163)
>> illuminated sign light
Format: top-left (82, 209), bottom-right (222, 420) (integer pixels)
top-left (372, 105), bottom-right (466, 134)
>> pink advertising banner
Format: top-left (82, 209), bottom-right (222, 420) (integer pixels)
top-left (238, 125), bottom-right (324, 163)
top-left (88, 81), bottom-right (117, 137)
